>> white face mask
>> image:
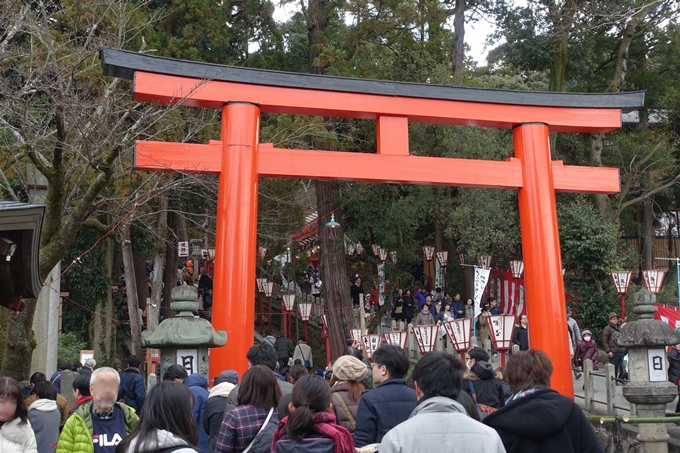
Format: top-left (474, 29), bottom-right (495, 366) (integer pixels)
top-left (583, 336), bottom-right (591, 342)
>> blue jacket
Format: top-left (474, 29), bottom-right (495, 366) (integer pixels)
top-left (185, 373), bottom-right (210, 453)
top-left (49, 370), bottom-right (62, 393)
top-left (117, 367), bottom-right (146, 413)
top-left (353, 378), bottom-right (417, 447)
top-left (414, 292), bottom-right (428, 309)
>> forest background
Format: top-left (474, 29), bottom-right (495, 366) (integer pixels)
top-left (1, 0), bottom-right (679, 378)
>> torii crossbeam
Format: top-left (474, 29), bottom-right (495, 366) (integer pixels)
top-left (101, 49), bottom-right (644, 397)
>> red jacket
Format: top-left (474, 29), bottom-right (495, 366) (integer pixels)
top-left (574, 340), bottom-right (599, 370)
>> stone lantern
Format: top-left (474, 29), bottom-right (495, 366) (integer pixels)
top-left (617, 288), bottom-right (680, 453)
top-left (142, 285), bottom-right (226, 379)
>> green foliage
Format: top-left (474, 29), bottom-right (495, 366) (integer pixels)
top-left (58, 333), bottom-right (87, 366)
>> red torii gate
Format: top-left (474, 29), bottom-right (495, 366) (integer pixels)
top-left (102, 49), bottom-right (644, 397)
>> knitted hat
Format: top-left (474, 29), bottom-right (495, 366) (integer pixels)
top-left (608, 312), bottom-right (619, 320)
top-left (213, 370), bottom-right (239, 385)
top-left (582, 330), bottom-right (592, 337)
top-left (332, 355), bottom-right (367, 382)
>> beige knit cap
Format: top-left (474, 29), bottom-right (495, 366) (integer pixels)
top-left (332, 355), bottom-right (367, 382)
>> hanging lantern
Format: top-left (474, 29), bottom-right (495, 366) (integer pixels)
top-left (346, 243), bottom-right (356, 256)
top-left (423, 246), bottom-right (435, 261)
top-left (611, 271), bottom-right (632, 295)
top-left (350, 328), bottom-right (369, 342)
top-left (256, 278), bottom-right (267, 293)
top-left (477, 255), bottom-right (492, 269)
top-left (643, 270), bottom-right (666, 294)
top-left (459, 253), bottom-right (465, 266)
top-left (320, 313), bottom-right (329, 336)
top-left (371, 244), bottom-right (381, 256)
top-left (389, 251), bottom-right (397, 265)
top-left (325, 212), bottom-right (341, 228)
top-left (413, 324), bottom-right (439, 354)
top-left (208, 248), bottom-right (215, 260)
top-left (361, 334), bottom-right (382, 359)
top-left (355, 243), bottom-right (364, 255)
top-left (379, 248), bottom-right (388, 262)
top-left (436, 251), bottom-right (449, 267)
top-left (509, 260), bottom-right (524, 279)
top-left (442, 318), bottom-right (473, 353)
top-left (281, 294), bottom-right (296, 311)
top-left (297, 302), bottom-right (313, 321)
top-left (263, 281), bottom-right (274, 298)
top-left (382, 331), bottom-right (408, 349)
top-left (488, 315), bottom-right (516, 351)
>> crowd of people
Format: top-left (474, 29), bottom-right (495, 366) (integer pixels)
top-left (0, 336), bottom-right (608, 453)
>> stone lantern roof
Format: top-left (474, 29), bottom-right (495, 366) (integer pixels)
top-left (617, 288), bottom-right (680, 348)
top-left (142, 285), bottom-right (226, 348)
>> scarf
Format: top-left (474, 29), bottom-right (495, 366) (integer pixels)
top-left (69, 396), bottom-right (93, 414)
top-left (271, 411), bottom-right (355, 453)
top-left (511, 388), bottom-right (541, 401)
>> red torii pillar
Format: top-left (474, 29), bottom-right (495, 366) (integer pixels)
top-left (101, 49), bottom-right (644, 397)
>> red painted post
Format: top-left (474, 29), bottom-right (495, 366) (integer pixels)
top-left (211, 102), bottom-right (260, 382)
top-left (267, 296), bottom-right (272, 333)
top-left (514, 123), bottom-right (573, 398)
top-left (620, 294), bottom-right (626, 321)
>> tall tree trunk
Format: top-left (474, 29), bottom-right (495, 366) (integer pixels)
top-left (451, 0), bottom-right (466, 85)
top-left (150, 193), bottom-right (169, 330)
top-left (133, 248), bottom-right (149, 310)
top-left (642, 196), bottom-right (654, 271)
top-left (164, 210), bottom-right (180, 319)
top-left (1, 298), bottom-right (36, 380)
top-left (316, 181), bottom-right (353, 359)
top-left (93, 234), bottom-right (116, 365)
top-left (120, 223), bottom-right (143, 356)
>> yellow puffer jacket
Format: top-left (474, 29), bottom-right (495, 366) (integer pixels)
top-left (56, 401), bottom-right (138, 453)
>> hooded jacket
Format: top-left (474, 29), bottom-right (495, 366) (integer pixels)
top-left (118, 367), bottom-right (146, 413)
top-left (56, 401), bottom-right (138, 453)
top-left (184, 374), bottom-right (210, 453)
top-left (0, 417), bottom-right (38, 453)
top-left (483, 388), bottom-right (604, 453)
top-left (463, 361), bottom-right (505, 409)
top-left (28, 399), bottom-right (60, 453)
top-left (120, 428), bottom-right (196, 453)
top-left (204, 382), bottom-right (237, 453)
top-left (25, 392), bottom-right (70, 425)
top-left (353, 378), bottom-right (417, 447)
top-left (379, 396), bottom-right (505, 453)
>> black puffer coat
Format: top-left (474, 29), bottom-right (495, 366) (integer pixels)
top-left (462, 361), bottom-right (505, 409)
top-left (669, 348), bottom-right (680, 386)
top-left (483, 388), bottom-right (604, 453)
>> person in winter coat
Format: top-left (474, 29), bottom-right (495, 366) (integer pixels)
top-left (118, 355), bottom-right (146, 413)
top-left (462, 347), bottom-right (505, 409)
top-left (668, 344), bottom-right (680, 413)
top-left (567, 311), bottom-right (582, 343)
top-left (293, 337), bottom-right (313, 370)
top-left (275, 332), bottom-right (294, 370)
top-left (0, 377), bottom-right (38, 453)
top-left (353, 345), bottom-right (416, 447)
top-left (204, 370), bottom-right (239, 453)
top-left (48, 363), bottom-right (71, 395)
top-left (392, 289), bottom-right (404, 321)
top-left (574, 330), bottom-right (599, 371)
top-left (350, 278), bottom-right (364, 309)
top-left (329, 356), bottom-right (366, 434)
top-left (602, 312), bottom-right (625, 380)
top-left (380, 351), bottom-right (505, 453)
top-left (477, 308), bottom-right (491, 345)
top-left (402, 289), bottom-right (415, 325)
top-left (56, 368), bottom-right (139, 453)
top-left (184, 374), bottom-right (210, 453)
top-left (69, 374), bottom-right (92, 415)
top-left (483, 349), bottom-right (604, 453)
top-left (415, 304), bottom-right (435, 326)
top-left (494, 367), bottom-right (512, 402)
top-left (512, 315), bottom-right (529, 351)
top-left (216, 366), bottom-right (280, 453)
top-left (414, 287), bottom-right (429, 310)
top-left (25, 373), bottom-right (70, 425)
top-left (464, 298), bottom-right (475, 319)
top-left (28, 381), bottom-right (60, 453)
top-left (115, 381), bottom-right (197, 453)
top-left (270, 375), bottom-right (355, 453)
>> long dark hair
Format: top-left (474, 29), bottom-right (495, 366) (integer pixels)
top-left (237, 365), bottom-right (281, 409)
top-left (115, 381), bottom-right (197, 453)
top-left (0, 377), bottom-right (27, 424)
top-left (287, 375), bottom-right (331, 441)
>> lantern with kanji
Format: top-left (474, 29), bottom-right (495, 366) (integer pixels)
top-left (611, 271), bottom-right (632, 320)
top-left (355, 243), bottom-right (364, 255)
top-left (413, 324), bottom-right (439, 355)
top-left (361, 334), bottom-right (382, 360)
top-left (389, 251), bottom-right (397, 264)
top-left (510, 260), bottom-right (524, 279)
top-left (256, 278), bottom-right (267, 334)
top-left (298, 302), bottom-right (313, 340)
top-left (264, 281), bottom-right (275, 333)
top-left (350, 328), bottom-right (368, 343)
top-left (488, 315), bottom-right (516, 366)
top-left (423, 246), bottom-right (435, 261)
top-left (477, 255), bottom-right (492, 269)
top-left (346, 243), bottom-right (355, 256)
top-left (281, 294), bottom-right (296, 338)
top-left (371, 244), bottom-right (381, 257)
top-left (442, 318), bottom-right (473, 362)
top-left (379, 248), bottom-right (388, 262)
top-left (436, 251), bottom-right (448, 268)
top-left (382, 331), bottom-right (408, 349)
top-left (643, 270), bottom-right (666, 295)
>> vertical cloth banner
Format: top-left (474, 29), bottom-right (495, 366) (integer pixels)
top-left (473, 266), bottom-right (491, 320)
top-left (435, 260), bottom-right (445, 289)
top-left (378, 262), bottom-right (386, 306)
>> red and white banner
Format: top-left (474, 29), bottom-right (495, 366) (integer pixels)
top-left (654, 304), bottom-right (680, 330)
top-left (487, 269), bottom-right (526, 319)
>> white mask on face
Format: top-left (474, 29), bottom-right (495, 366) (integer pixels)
top-left (584, 336), bottom-right (591, 341)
